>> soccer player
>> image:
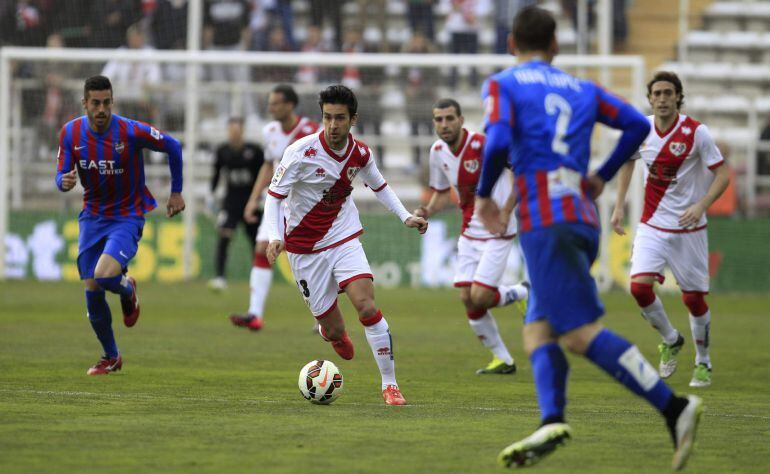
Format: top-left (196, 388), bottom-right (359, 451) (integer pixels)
top-left (415, 97), bottom-right (529, 375)
top-left (611, 71), bottom-right (729, 388)
top-left (208, 117), bottom-right (264, 291)
top-left (475, 7), bottom-right (702, 469)
top-left (263, 85), bottom-right (428, 405)
top-left (56, 75), bottom-right (185, 375)
top-left (229, 85), bottom-right (320, 330)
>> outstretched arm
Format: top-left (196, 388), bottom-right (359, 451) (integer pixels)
top-left (610, 160), bottom-right (636, 235)
top-left (244, 161), bottom-right (275, 222)
top-left (359, 153), bottom-right (427, 234)
top-left (414, 188), bottom-right (452, 219)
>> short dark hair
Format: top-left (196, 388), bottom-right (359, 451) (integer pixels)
top-left (228, 116), bottom-right (244, 126)
top-left (433, 98), bottom-right (462, 117)
top-left (647, 71), bottom-right (685, 109)
top-left (512, 6), bottom-right (556, 53)
top-left (272, 84), bottom-right (298, 106)
top-left (318, 84), bottom-right (357, 116)
top-left (84, 75), bottom-right (112, 99)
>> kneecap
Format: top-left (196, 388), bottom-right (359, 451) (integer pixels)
top-left (630, 282), bottom-right (655, 307)
top-left (682, 291), bottom-right (708, 316)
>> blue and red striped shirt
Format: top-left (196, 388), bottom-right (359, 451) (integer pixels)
top-left (56, 114), bottom-right (183, 218)
top-left (477, 60), bottom-right (650, 233)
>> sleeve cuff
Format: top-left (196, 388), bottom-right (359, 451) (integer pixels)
top-left (267, 190), bottom-right (287, 199)
top-left (708, 161), bottom-right (725, 171)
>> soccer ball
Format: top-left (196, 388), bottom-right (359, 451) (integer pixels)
top-left (298, 359), bottom-right (343, 405)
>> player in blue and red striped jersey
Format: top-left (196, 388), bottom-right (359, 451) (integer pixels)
top-left (475, 7), bottom-right (703, 470)
top-left (56, 75), bottom-right (185, 376)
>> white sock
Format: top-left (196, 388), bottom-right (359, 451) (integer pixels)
top-left (689, 310), bottom-right (711, 366)
top-left (248, 266), bottom-right (273, 318)
top-left (496, 283), bottom-right (528, 307)
top-left (468, 312), bottom-right (514, 365)
top-left (641, 296), bottom-right (679, 345)
top-left (364, 317), bottom-right (397, 390)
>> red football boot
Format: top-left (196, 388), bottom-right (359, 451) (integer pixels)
top-left (319, 326), bottom-right (355, 360)
top-left (382, 385), bottom-right (407, 406)
top-left (121, 276), bottom-right (140, 327)
top-left (229, 314), bottom-right (263, 331)
top-left (87, 355), bottom-right (123, 375)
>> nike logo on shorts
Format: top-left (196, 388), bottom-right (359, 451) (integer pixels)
top-left (119, 251), bottom-right (128, 259)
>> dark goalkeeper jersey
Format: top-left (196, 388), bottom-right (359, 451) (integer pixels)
top-left (211, 142), bottom-right (264, 209)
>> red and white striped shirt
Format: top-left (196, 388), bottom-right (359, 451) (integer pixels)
top-left (268, 131), bottom-right (395, 254)
top-left (634, 114), bottom-right (724, 231)
top-left (428, 129), bottom-right (516, 239)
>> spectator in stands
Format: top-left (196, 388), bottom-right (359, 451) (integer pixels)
top-left (407, 0), bottom-right (435, 41)
top-left (101, 23), bottom-right (162, 123)
top-left (0, 0), bottom-right (47, 47)
top-left (203, 0), bottom-right (252, 117)
top-left (355, 0), bottom-right (389, 52)
top-left (446, 0), bottom-right (488, 89)
top-left (37, 33), bottom-right (80, 153)
top-left (295, 25), bottom-right (330, 84)
top-left (494, 0), bottom-right (537, 54)
top-left (50, 0), bottom-right (93, 48)
top-left (250, 0), bottom-right (297, 52)
top-left (90, 0), bottom-right (142, 49)
top-left (340, 28), bottom-right (386, 167)
top-left (152, 0), bottom-right (188, 50)
top-left (561, 0), bottom-right (628, 51)
top-left (261, 25), bottom-right (295, 82)
top-left (758, 115), bottom-right (770, 176)
top-left (402, 31), bottom-right (439, 168)
top-left (309, 0), bottom-right (344, 51)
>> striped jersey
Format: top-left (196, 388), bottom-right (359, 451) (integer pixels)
top-left (267, 131), bottom-right (387, 254)
top-left (262, 116), bottom-right (321, 162)
top-left (428, 129), bottom-right (516, 239)
top-left (481, 60), bottom-right (639, 233)
top-left (633, 114), bottom-right (724, 231)
top-left (56, 114), bottom-right (183, 218)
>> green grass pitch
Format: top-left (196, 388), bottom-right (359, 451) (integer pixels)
top-left (1, 281), bottom-right (769, 473)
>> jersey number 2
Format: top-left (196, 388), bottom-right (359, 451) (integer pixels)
top-left (545, 93), bottom-right (572, 155)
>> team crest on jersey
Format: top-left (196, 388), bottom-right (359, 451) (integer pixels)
top-left (114, 142), bottom-right (125, 154)
top-left (244, 149), bottom-right (253, 160)
top-left (304, 147), bottom-right (317, 158)
top-left (347, 166), bottom-right (361, 181)
top-left (682, 126), bottom-right (692, 136)
top-left (463, 159), bottom-right (479, 174)
top-left (470, 140), bottom-right (481, 150)
top-left (669, 142), bottom-right (687, 157)
top-left (315, 167), bottom-right (326, 177)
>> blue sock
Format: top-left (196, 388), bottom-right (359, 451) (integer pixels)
top-left (530, 342), bottom-right (569, 424)
top-left (95, 274), bottom-right (133, 299)
top-left (85, 290), bottom-right (119, 359)
top-left (585, 328), bottom-right (673, 412)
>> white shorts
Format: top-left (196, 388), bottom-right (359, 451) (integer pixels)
top-left (454, 235), bottom-right (515, 290)
top-left (630, 224), bottom-right (709, 292)
top-left (287, 238), bottom-right (373, 318)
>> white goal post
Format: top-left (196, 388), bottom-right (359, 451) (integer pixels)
top-left (0, 47), bottom-right (646, 288)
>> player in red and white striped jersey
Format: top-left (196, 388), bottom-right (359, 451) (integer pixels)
top-left (612, 72), bottom-right (730, 388)
top-left (264, 85), bottom-right (428, 405)
top-left (415, 98), bottom-right (529, 375)
top-left (230, 85), bottom-right (321, 331)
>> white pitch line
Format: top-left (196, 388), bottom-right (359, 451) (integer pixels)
top-left (2, 388), bottom-right (768, 420)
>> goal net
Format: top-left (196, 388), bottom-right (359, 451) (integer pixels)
top-left (0, 44), bottom-right (646, 290)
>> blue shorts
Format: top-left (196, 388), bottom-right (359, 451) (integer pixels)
top-left (520, 223), bottom-right (605, 335)
top-left (77, 212), bottom-right (144, 280)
